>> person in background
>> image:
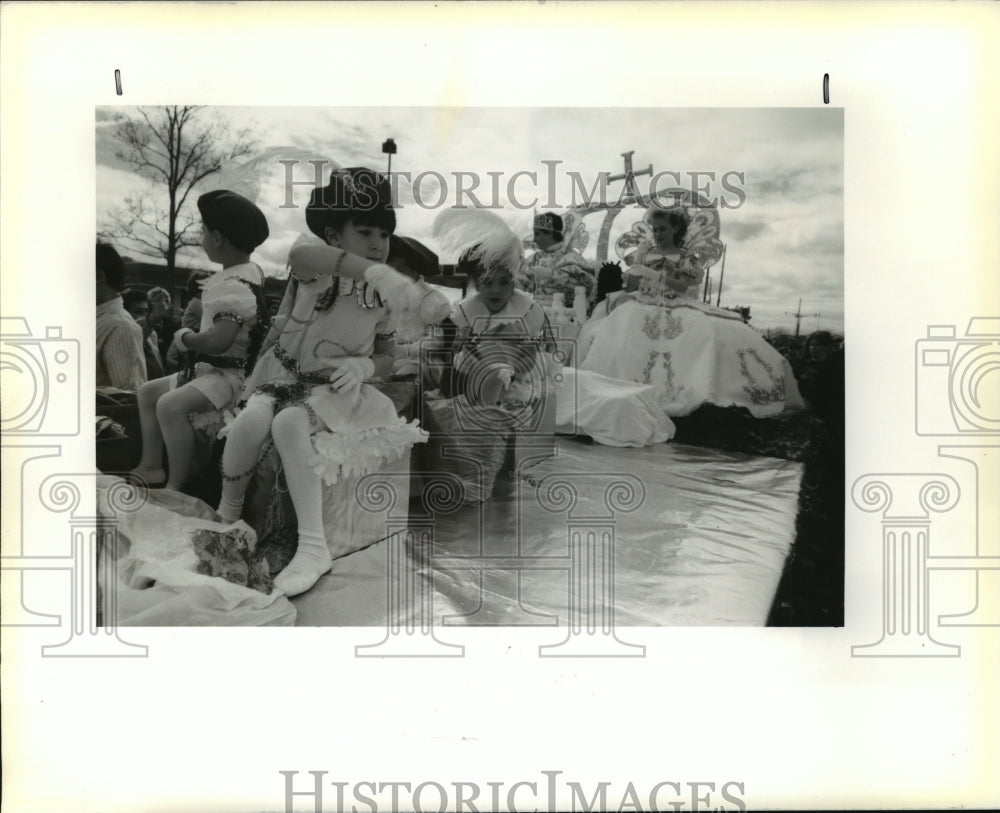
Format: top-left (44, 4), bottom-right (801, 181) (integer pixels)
top-left (516, 211), bottom-right (596, 305)
top-left (147, 286), bottom-right (179, 363)
top-left (181, 271), bottom-right (212, 331)
top-left (798, 330), bottom-right (845, 429)
top-left (165, 271), bottom-right (212, 371)
top-left (96, 242), bottom-right (146, 390)
top-left (122, 288), bottom-right (166, 380)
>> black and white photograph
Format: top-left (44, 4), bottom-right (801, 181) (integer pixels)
top-left (92, 105), bottom-right (844, 629)
top-left (2, 3), bottom-right (997, 812)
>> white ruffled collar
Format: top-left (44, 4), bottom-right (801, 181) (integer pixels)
top-left (452, 289), bottom-right (544, 336)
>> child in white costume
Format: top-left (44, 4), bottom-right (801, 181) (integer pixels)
top-left (130, 190), bottom-right (270, 491)
top-left (432, 208), bottom-right (555, 410)
top-left (217, 168), bottom-right (449, 597)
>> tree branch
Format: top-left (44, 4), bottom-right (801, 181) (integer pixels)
top-left (106, 105), bottom-right (259, 272)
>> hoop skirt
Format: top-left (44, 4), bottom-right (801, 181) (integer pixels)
top-left (578, 295), bottom-right (804, 418)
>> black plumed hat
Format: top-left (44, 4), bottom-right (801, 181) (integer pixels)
top-left (305, 167), bottom-right (396, 239)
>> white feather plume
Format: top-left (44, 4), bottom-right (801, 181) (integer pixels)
top-left (209, 146), bottom-right (341, 204)
top-left (432, 208), bottom-right (523, 273)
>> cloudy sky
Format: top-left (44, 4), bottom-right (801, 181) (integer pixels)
top-left (96, 106), bottom-right (843, 333)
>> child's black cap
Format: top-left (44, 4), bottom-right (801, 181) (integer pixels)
top-left (197, 189), bottom-right (270, 253)
top-left (305, 167), bottom-right (396, 239)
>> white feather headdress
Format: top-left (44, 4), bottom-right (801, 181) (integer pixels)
top-left (432, 208), bottom-right (523, 274)
top-left (210, 146), bottom-right (341, 204)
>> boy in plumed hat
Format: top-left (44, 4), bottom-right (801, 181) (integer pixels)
top-left (130, 189), bottom-right (270, 491)
top-left (216, 167), bottom-right (449, 597)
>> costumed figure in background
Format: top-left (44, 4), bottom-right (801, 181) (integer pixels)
top-left (576, 194), bottom-right (804, 419)
top-left (516, 210), bottom-right (597, 305)
top-left (215, 168), bottom-right (449, 596)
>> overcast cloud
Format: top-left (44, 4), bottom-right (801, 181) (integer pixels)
top-left (96, 106), bottom-right (843, 333)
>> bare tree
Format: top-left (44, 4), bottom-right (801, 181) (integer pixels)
top-left (102, 106), bottom-right (256, 292)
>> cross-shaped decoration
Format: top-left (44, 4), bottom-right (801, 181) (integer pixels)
top-left (607, 150), bottom-right (653, 206)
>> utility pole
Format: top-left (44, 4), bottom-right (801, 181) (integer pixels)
top-left (715, 244), bottom-right (727, 307)
top-left (786, 298), bottom-right (820, 337)
top-left (382, 138), bottom-right (397, 178)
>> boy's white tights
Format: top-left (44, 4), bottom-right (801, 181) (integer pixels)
top-left (217, 397), bottom-right (332, 597)
top-left (269, 406), bottom-right (332, 596)
top-left (217, 396), bottom-right (275, 523)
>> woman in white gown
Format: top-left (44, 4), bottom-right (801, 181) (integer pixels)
top-left (577, 203), bottom-right (804, 419)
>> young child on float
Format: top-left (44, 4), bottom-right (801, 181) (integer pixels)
top-left (216, 168), bottom-right (449, 597)
top-left (129, 190), bottom-right (270, 491)
top-left (432, 209), bottom-right (553, 410)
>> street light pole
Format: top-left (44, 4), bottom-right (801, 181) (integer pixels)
top-left (382, 138), bottom-right (397, 178)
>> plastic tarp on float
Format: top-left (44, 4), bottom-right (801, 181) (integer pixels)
top-left (292, 438), bottom-right (803, 627)
top-left (99, 435), bottom-right (802, 627)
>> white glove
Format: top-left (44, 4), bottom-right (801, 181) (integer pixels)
top-left (173, 327), bottom-right (195, 350)
top-left (328, 357), bottom-right (375, 395)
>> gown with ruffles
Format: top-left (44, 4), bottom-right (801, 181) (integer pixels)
top-left (577, 272), bottom-right (804, 419)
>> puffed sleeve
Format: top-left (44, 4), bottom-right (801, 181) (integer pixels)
top-left (201, 277), bottom-right (258, 330)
